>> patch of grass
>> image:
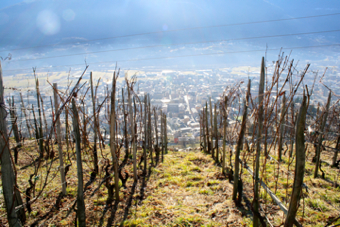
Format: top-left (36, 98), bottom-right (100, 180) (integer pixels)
top-left (66, 187), bottom-right (77, 196)
top-left (118, 150), bottom-right (250, 226)
top-left (167, 176), bottom-right (184, 186)
top-left (180, 169), bottom-right (190, 176)
top-left (173, 216), bottom-right (204, 226)
top-left (275, 190), bottom-right (287, 202)
top-left (186, 181), bottom-right (194, 187)
top-left (153, 168), bottom-right (161, 173)
top-left (163, 173), bottom-right (171, 178)
top-left (207, 180), bottom-right (220, 186)
top-left (190, 166), bottom-right (202, 172)
top-left (188, 175), bottom-right (204, 182)
top-left (93, 196), bottom-right (107, 206)
top-left (211, 184), bottom-right (222, 191)
top-left (59, 219), bottom-right (70, 226)
top-left (31, 210), bottom-right (38, 217)
top-left (306, 198), bottom-right (329, 212)
top-left (194, 181), bottom-right (206, 188)
top-left (184, 160), bottom-right (193, 166)
top-left (282, 182), bottom-right (291, 189)
top-left (205, 167), bottom-right (216, 173)
top-left (199, 188), bottom-right (214, 195)
top-left (122, 218), bottom-right (149, 226)
top-left (189, 157), bottom-right (210, 165)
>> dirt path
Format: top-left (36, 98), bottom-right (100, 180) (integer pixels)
top-left (123, 151), bottom-right (252, 226)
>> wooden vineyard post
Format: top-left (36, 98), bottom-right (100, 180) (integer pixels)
top-left (90, 72), bottom-right (99, 174)
top-left (0, 61), bottom-right (25, 226)
top-left (110, 72), bottom-right (120, 203)
top-left (210, 97), bottom-right (214, 158)
top-left (34, 74), bottom-right (44, 159)
top-left (20, 93), bottom-right (32, 138)
top-left (203, 108), bottom-right (207, 153)
top-left (72, 98), bottom-right (86, 226)
top-left (9, 97), bottom-right (21, 164)
top-left (233, 79), bottom-right (251, 202)
top-left (82, 101), bottom-right (86, 149)
top-left (332, 135), bottom-right (340, 167)
top-left (53, 83), bottom-right (66, 195)
top-left (278, 93), bottom-right (286, 162)
top-left (289, 102), bottom-right (295, 158)
top-left (143, 94), bottom-right (148, 175)
top-left (148, 95), bottom-right (154, 164)
top-left (164, 113), bottom-right (168, 154)
top-left (284, 92), bottom-right (307, 227)
top-left (161, 110), bottom-right (164, 163)
top-left (154, 107), bottom-right (159, 163)
top-left (253, 57), bottom-right (265, 227)
top-left (214, 103), bottom-right (218, 163)
top-left (222, 97), bottom-right (228, 174)
top-left (122, 88), bottom-right (129, 164)
top-left (205, 102), bottom-right (210, 153)
top-left (314, 91), bottom-right (331, 178)
top-left (127, 79), bottom-right (137, 182)
top-left (39, 95), bottom-right (48, 138)
top-left (9, 97), bottom-right (21, 148)
top-left (200, 113), bottom-right (202, 148)
top-left (65, 108), bottom-right (69, 159)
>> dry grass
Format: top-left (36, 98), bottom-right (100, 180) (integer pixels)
top-left (239, 142), bottom-right (340, 227)
top-left (1, 140), bottom-right (339, 226)
top-left (0, 140), bottom-right (148, 226)
top-left (123, 150), bottom-right (252, 226)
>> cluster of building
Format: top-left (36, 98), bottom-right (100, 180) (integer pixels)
top-left (136, 69), bottom-right (246, 146)
top-left (4, 65), bottom-right (335, 148)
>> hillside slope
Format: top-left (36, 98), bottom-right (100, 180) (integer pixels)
top-left (123, 150), bottom-right (252, 226)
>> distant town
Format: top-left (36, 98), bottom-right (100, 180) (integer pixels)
top-left (3, 66), bottom-right (336, 148)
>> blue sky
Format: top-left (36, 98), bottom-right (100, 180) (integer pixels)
top-left (0, 0), bottom-right (340, 73)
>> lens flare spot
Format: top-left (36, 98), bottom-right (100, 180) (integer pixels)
top-left (36, 10), bottom-right (60, 35)
top-left (162, 24), bottom-right (168, 31)
top-left (62, 9), bottom-right (76, 21)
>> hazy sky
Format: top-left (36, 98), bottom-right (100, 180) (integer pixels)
top-left (1, 0), bottom-right (340, 73)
